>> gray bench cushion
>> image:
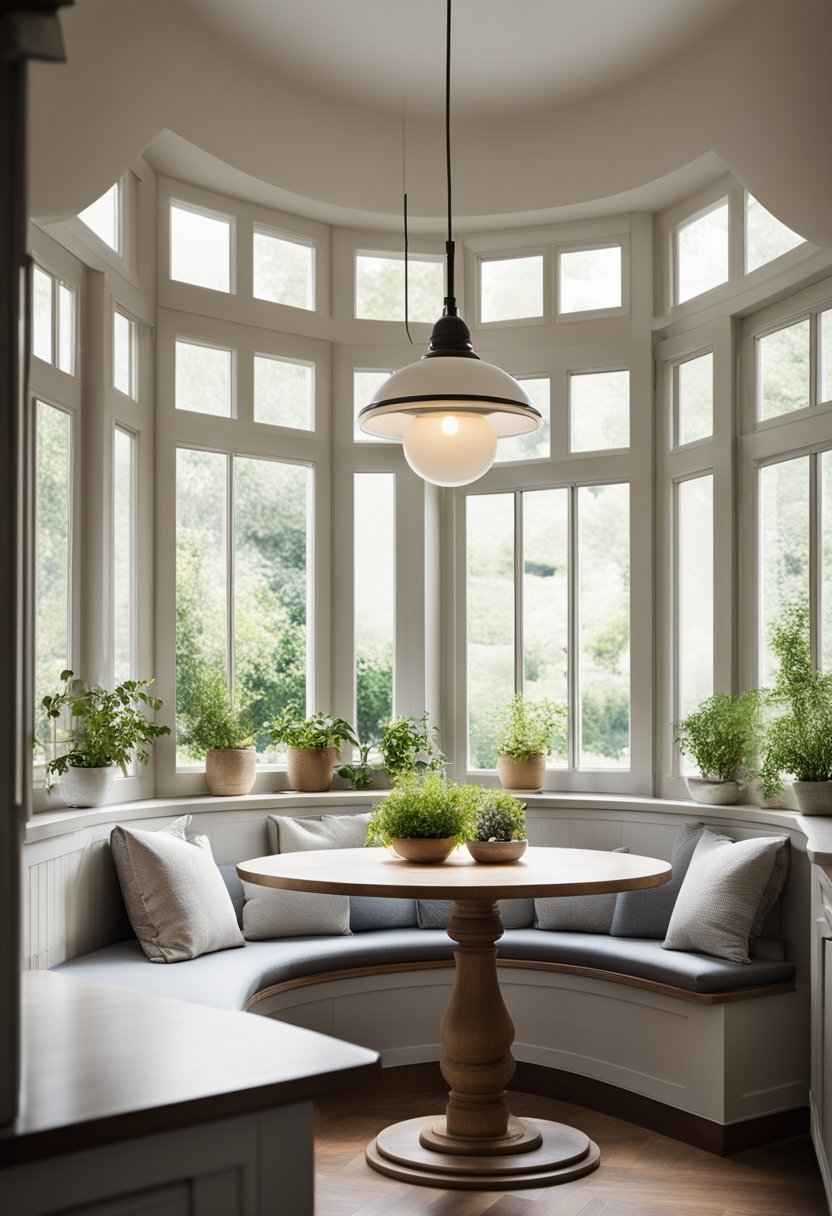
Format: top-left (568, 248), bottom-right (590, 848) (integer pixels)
top-left (54, 927), bottom-right (794, 1009)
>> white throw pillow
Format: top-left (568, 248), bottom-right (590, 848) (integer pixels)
top-left (111, 818), bottom-right (244, 963)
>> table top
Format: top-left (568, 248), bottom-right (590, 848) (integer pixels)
top-left (237, 845), bottom-right (672, 901)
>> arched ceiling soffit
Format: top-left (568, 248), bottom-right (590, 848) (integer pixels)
top-left (28, 0), bottom-right (832, 245)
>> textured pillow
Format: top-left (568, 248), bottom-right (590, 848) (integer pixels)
top-left (610, 822), bottom-right (705, 939)
top-left (535, 847), bottom-right (629, 934)
top-left (416, 898), bottom-right (534, 931)
top-left (663, 830), bottom-right (786, 964)
top-left (110, 820), bottom-right (244, 963)
top-left (750, 836), bottom-right (790, 938)
top-left (243, 813), bottom-right (370, 940)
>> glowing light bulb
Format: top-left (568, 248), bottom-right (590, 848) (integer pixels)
top-left (402, 411), bottom-right (497, 487)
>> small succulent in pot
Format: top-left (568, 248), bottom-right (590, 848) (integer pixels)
top-left (467, 790), bottom-right (528, 863)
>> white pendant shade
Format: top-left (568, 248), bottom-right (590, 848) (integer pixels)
top-left (402, 411), bottom-right (498, 486)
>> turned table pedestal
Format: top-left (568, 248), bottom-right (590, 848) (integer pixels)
top-left (238, 845), bottom-right (671, 1190)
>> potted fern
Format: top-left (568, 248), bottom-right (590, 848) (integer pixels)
top-left (365, 770), bottom-right (478, 863)
top-left (378, 712), bottom-right (445, 781)
top-left (42, 670), bottom-right (170, 807)
top-left (267, 707), bottom-right (357, 792)
top-left (675, 690), bottom-right (761, 805)
top-left (760, 602), bottom-right (832, 814)
top-left (466, 790), bottom-right (527, 863)
top-left (177, 672), bottom-right (256, 796)
top-left (495, 693), bottom-right (567, 791)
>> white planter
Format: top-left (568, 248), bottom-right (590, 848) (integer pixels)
top-left (685, 776), bottom-right (742, 806)
top-left (60, 764), bottom-right (115, 808)
top-left (792, 781), bottom-right (832, 816)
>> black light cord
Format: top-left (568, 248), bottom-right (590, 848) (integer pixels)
top-left (403, 191), bottom-right (413, 344)
top-left (444, 0), bottom-right (456, 311)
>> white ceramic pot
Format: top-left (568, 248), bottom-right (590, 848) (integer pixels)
top-left (684, 776), bottom-right (742, 806)
top-left (792, 781), bottom-right (832, 816)
top-left (60, 764), bottom-right (115, 808)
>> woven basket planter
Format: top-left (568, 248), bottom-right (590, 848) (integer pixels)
top-left (286, 746), bottom-right (336, 792)
top-left (205, 747), bottom-right (256, 796)
top-left (497, 754), bottom-right (545, 792)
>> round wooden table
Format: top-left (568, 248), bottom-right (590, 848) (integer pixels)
top-left (237, 845), bottom-right (671, 1190)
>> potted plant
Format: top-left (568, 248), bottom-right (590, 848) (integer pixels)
top-left (675, 690), bottom-right (761, 805)
top-left (466, 789), bottom-right (528, 863)
top-left (336, 739), bottom-right (381, 790)
top-left (378, 712), bottom-right (445, 782)
top-left (494, 693), bottom-right (567, 791)
top-left (760, 602), bottom-right (832, 814)
top-left (267, 706), bottom-right (358, 792)
top-left (41, 669), bottom-right (170, 807)
top-left (177, 672), bottom-right (256, 796)
top-left (365, 770), bottom-right (478, 863)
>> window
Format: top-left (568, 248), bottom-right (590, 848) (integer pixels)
top-left (354, 369), bottom-right (394, 442)
top-left (170, 201), bottom-right (232, 293)
top-left (354, 474), bottom-right (394, 742)
top-left (822, 309), bottom-right (832, 404)
top-left (757, 318), bottom-right (811, 421)
top-left (34, 400), bottom-right (72, 767)
top-left (78, 182), bottom-right (120, 253)
top-left (824, 451), bottom-right (832, 673)
top-left (675, 352), bottom-right (713, 446)
top-left (113, 427), bottom-right (136, 685)
top-left (558, 246), bottom-right (622, 314)
top-left (254, 354), bottom-right (314, 429)
top-left (175, 339), bottom-right (233, 417)
top-left (32, 265), bottom-right (75, 375)
top-left (569, 369), bottom-right (629, 452)
top-left (496, 377), bottom-right (550, 463)
top-left (253, 228), bottom-right (315, 311)
top-left (677, 475), bottom-right (713, 726)
top-left (113, 309), bottom-right (137, 399)
top-left (175, 449), bottom-right (310, 763)
top-left (746, 194), bottom-right (804, 274)
top-left (759, 456), bottom-right (810, 683)
top-left (355, 252), bottom-right (443, 323)
top-left (675, 199), bottom-right (729, 304)
top-left (480, 255), bottom-right (544, 323)
top-left (466, 483), bottom-right (630, 772)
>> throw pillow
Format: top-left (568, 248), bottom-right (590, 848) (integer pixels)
top-left (663, 829), bottom-right (786, 964)
top-left (750, 836), bottom-right (791, 938)
top-left (535, 847), bottom-right (629, 934)
top-left (243, 812), bottom-right (370, 940)
top-left (610, 822), bottom-right (705, 939)
top-left (416, 898), bottom-right (535, 931)
top-left (110, 819), bottom-right (244, 963)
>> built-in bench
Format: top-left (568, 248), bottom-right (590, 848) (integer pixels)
top-left (24, 795), bottom-right (812, 1152)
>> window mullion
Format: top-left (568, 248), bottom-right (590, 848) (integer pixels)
top-left (811, 451), bottom-right (820, 669)
top-left (568, 485), bottom-right (578, 770)
top-left (514, 490), bottom-right (524, 694)
top-left (227, 453), bottom-right (235, 699)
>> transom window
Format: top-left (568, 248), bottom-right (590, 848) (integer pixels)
top-left (495, 377), bottom-right (551, 463)
top-left (746, 194), bottom-right (804, 274)
top-left (32, 265), bottom-right (75, 375)
top-left (253, 227), bottom-right (315, 311)
top-left (674, 352), bottom-right (713, 447)
top-left (113, 309), bottom-right (138, 400)
top-left (355, 252), bottom-right (444, 323)
top-left (254, 354), bottom-right (314, 429)
top-left (479, 255), bottom-right (544, 323)
top-left (78, 182), bottom-right (121, 253)
top-left (175, 339), bottom-right (233, 417)
top-left (755, 313), bottom-right (829, 423)
top-left (170, 201), bottom-right (232, 293)
top-left (675, 198), bottom-right (729, 304)
top-left (569, 369), bottom-right (630, 453)
top-left (558, 246), bottom-right (622, 315)
top-left (353, 368), bottom-right (395, 442)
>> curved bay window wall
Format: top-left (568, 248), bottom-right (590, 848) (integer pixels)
top-left (26, 156), bottom-right (832, 806)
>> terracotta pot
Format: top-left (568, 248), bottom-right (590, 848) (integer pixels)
top-left (286, 746), bottom-right (336, 792)
top-left (60, 764), bottom-right (115, 808)
top-left (685, 776), bottom-right (742, 806)
top-left (466, 839), bottom-right (528, 864)
top-left (497, 754), bottom-right (545, 791)
top-left (390, 837), bottom-right (457, 863)
top-left (792, 781), bottom-right (832, 816)
top-left (205, 747), bottom-right (256, 796)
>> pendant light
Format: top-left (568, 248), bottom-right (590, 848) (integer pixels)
top-left (357, 0), bottom-right (542, 487)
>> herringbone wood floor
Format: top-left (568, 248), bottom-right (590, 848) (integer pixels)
top-left (315, 1073), bottom-right (827, 1216)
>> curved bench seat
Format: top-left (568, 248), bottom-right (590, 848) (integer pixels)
top-left (53, 928), bottom-right (795, 1012)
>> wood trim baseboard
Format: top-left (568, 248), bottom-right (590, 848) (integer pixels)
top-left (245, 957), bottom-right (795, 1012)
top-left (363, 1061), bottom-right (808, 1156)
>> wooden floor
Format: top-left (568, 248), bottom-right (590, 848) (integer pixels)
top-left (315, 1073), bottom-right (827, 1216)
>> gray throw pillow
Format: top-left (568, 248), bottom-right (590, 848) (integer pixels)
top-left (111, 820), bottom-right (244, 963)
top-left (610, 822), bottom-right (705, 939)
top-left (663, 830), bottom-right (786, 964)
top-left (243, 813), bottom-right (370, 940)
top-left (750, 836), bottom-right (790, 938)
top-left (535, 847), bottom-right (629, 934)
top-left (416, 898), bottom-right (534, 930)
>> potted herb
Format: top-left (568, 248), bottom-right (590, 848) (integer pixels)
top-left (467, 789), bottom-right (528, 863)
top-left (379, 712), bottom-right (445, 781)
top-left (760, 602), bottom-right (832, 814)
top-left (42, 670), bottom-right (170, 807)
top-left (366, 770), bottom-right (478, 863)
top-left (177, 672), bottom-right (256, 796)
top-left (337, 739), bottom-right (381, 790)
top-left (676, 690), bottom-right (761, 805)
top-left (267, 706), bottom-right (357, 792)
top-left (494, 693), bottom-right (567, 791)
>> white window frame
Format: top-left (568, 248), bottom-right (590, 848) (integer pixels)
top-left (477, 248), bottom-right (548, 328)
top-left (252, 223), bottom-right (317, 313)
top-left (555, 239), bottom-right (627, 322)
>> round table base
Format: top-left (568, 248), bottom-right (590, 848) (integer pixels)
top-left (366, 1116), bottom-right (601, 1190)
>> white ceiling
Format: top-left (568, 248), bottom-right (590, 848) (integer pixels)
top-left (178, 0), bottom-right (753, 119)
